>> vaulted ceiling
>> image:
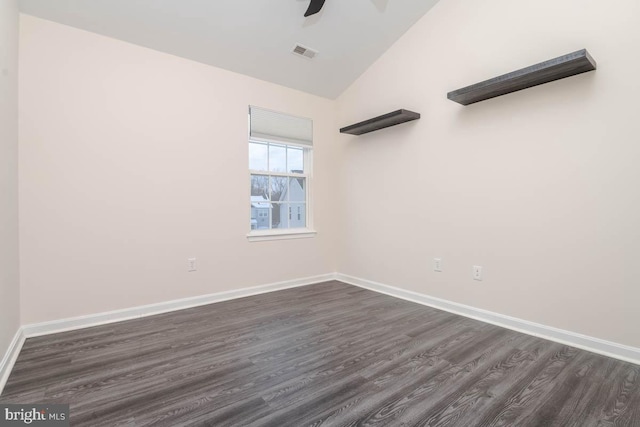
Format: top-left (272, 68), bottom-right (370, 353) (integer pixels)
top-left (19, 0), bottom-right (441, 98)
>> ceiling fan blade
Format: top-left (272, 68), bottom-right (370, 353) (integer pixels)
top-left (304, 0), bottom-right (326, 17)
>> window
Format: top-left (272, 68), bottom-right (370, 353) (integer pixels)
top-left (248, 106), bottom-right (315, 241)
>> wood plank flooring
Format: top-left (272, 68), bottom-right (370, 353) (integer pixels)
top-left (1, 281), bottom-right (639, 426)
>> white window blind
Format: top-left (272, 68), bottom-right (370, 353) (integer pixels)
top-left (249, 106), bottom-right (313, 147)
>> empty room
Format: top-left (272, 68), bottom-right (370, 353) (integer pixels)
top-left (1, 0), bottom-right (639, 425)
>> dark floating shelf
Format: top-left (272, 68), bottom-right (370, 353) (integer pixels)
top-left (340, 109), bottom-right (420, 135)
top-left (447, 49), bottom-right (597, 106)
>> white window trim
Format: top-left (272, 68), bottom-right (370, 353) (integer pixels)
top-left (247, 138), bottom-right (315, 242)
top-left (247, 228), bottom-right (317, 242)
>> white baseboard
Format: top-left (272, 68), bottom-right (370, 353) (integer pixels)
top-left (0, 329), bottom-right (26, 396)
top-left (22, 273), bottom-right (337, 338)
top-left (336, 273), bottom-right (640, 366)
top-left (5, 271), bottom-right (637, 397)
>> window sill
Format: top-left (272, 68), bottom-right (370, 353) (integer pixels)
top-left (247, 229), bottom-right (317, 242)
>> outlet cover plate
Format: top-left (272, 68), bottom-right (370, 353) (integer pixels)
top-left (473, 265), bottom-right (482, 281)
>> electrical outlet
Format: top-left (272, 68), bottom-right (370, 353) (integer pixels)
top-left (434, 258), bottom-right (442, 272)
top-left (473, 265), bottom-right (483, 281)
top-left (188, 258), bottom-right (197, 272)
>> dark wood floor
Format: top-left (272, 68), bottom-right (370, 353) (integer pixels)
top-left (1, 281), bottom-right (639, 426)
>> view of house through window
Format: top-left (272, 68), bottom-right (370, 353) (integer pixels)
top-left (249, 107), bottom-right (312, 232)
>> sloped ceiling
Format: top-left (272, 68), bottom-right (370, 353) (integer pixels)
top-left (19, 0), bottom-right (440, 98)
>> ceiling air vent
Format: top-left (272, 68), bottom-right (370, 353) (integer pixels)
top-left (292, 44), bottom-right (318, 60)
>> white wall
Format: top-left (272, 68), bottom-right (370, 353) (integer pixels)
top-left (0, 0), bottom-right (20, 355)
top-left (18, 1), bottom-right (640, 352)
top-left (19, 15), bottom-right (338, 324)
top-left (337, 0), bottom-right (640, 348)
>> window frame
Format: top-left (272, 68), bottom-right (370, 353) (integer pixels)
top-left (247, 136), bottom-right (315, 242)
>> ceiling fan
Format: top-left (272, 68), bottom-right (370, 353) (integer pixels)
top-left (304, 0), bottom-right (326, 17)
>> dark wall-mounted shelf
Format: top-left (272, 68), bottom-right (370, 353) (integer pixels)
top-left (340, 109), bottom-right (420, 135)
top-left (447, 49), bottom-right (597, 106)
